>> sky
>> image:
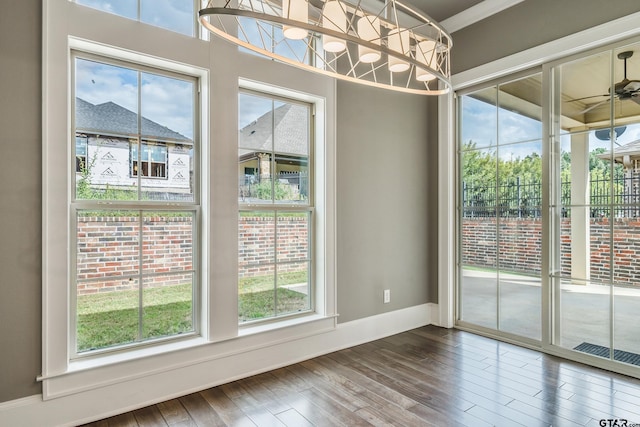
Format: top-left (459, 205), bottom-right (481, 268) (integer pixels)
top-left (461, 94), bottom-right (640, 161)
top-left (76, 58), bottom-right (195, 139)
top-left (460, 95), bottom-right (542, 161)
top-left (77, 0), bottom-right (194, 36)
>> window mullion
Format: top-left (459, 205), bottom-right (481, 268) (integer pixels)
top-left (138, 210), bottom-right (144, 342)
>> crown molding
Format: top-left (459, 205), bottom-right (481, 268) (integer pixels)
top-left (441, 0), bottom-right (525, 34)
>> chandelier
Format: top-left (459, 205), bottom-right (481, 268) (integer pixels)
top-left (199, 0), bottom-right (452, 95)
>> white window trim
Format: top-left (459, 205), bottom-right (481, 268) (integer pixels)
top-left (42, 1), bottom-right (336, 400)
top-left (237, 79), bottom-right (328, 325)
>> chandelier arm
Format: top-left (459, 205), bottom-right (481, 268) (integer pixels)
top-left (405, 65), bottom-right (414, 89)
top-left (370, 62), bottom-right (378, 84)
top-left (201, 8), bottom-right (448, 78)
top-left (255, 19), bottom-right (272, 51)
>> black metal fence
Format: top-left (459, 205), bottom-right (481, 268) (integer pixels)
top-left (462, 172), bottom-right (640, 218)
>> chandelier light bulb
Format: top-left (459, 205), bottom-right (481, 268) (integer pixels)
top-left (416, 40), bottom-right (437, 82)
top-left (357, 14), bottom-right (381, 63)
top-left (322, 0), bottom-right (347, 52)
top-left (282, 0), bottom-right (309, 40)
top-left (388, 28), bottom-right (410, 72)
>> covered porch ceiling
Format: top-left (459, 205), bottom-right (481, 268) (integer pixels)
top-left (470, 45), bottom-right (640, 132)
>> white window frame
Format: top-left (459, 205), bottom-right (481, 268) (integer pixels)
top-left (235, 78), bottom-right (334, 336)
top-left (70, 51), bottom-right (201, 357)
top-left (42, 0), bottom-right (336, 401)
top-left (237, 89), bottom-right (315, 324)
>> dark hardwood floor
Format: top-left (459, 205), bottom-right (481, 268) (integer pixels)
top-left (81, 326), bottom-right (640, 426)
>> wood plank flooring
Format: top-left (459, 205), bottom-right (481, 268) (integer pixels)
top-left (81, 326), bottom-right (640, 426)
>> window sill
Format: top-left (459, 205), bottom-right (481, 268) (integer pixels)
top-left (40, 314), bottom-right (338, 400)
top-left (66, 335), bottom-right (209, 374)
top-left (239, 313), bottom-right (337, 337)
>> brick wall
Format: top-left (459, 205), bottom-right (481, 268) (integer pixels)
top-left (77, 215), bottom-right (308, 295)
top-left (462, 218), bottom-right (541, 274)
top-left (238, 215), bottom-right (309, 277)
top-left (463, 217), bottom-right (640, 286)
top-left (77, 215), bottom-right (193, 295)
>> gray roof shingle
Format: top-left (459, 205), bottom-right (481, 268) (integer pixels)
top-left (598, 139), bottom-right (640, 161)
top-left (238, 103), bottom-right (308, 156)
top-left (75, 97), bottom-right (191, 142)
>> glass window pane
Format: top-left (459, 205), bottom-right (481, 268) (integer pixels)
top-left (558, 207), bottom-right (612, 281)
top-left (142, 212), bottom-right (194, 274)
top-left (236, 17), bottom-right (312, 64)
top-left (613, 42), bottom-right (640, 123)
top-left (139, 72), bottom-right (194, 200)
top-left (77, 277), bottom-right (139, 352)
top-left (238, 18), bottom-right (271, 56)
top-left (499, 275), bottom-right (541, 340)
top-left (75, 58), bottom-right (139, 200)
top-left (76, 137), bottom-right (87, 156)
top-left (76, 210), bottom-right (141, 352)
top-left (77, 211), bottom-right (141, 279)
top-left (558, 278), bottom-right (611, 355)
top-left (498, 74), bottom-right (542, 144)
top-left (559, 50), bottom-right (611, 128)
top-left (239, 264), bottom-right (275, 322)
top-left (77, 0), bottom-right (195, 37)
top-left (277, 261), bottom-right (309, 315)
top-left (239, 93), bottom-right (274, 203)
top-left (141, 0), bottom-right (194, 36)
top-left (272, 26), bottom-right (310, 63)
top-left (459, 266), bottom-right (497, 330)
top-left (614, 280), bottom-right (640, 362)
top-left (77, 0), bottom-right (137, 20)
top-left (497, 141), bottom-right (542, 219)
top-left (460, 145), bottom-right (497, 330)
top-left (461, 146), bottom-right (497, 217)
top-left (239, 211), bottom-right (276, 270)
top-left (274, 102), bottom-right (309, 205)
top-left (141, 72), bottom-right (194, 140)
top-left (460, 87), bottom-right (497, 149)
top-left (277, 212), bottom-right (309, 263)
top-left (142, 273), bottom-right (194, 339)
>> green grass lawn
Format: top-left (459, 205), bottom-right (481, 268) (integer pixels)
top-left (77, 284), bottom-right (193, 352)
top-left (77, 270), bottom-right (309, 351)
top-left (238, 270), bottom-right (309, 321)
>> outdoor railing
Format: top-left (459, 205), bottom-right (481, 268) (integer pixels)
top-left (463, 171), bottom-right (640, 218)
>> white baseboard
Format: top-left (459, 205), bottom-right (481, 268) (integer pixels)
top-left (0, 303), bottom-right (436, 427)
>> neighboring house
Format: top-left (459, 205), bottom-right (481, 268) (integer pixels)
top-left (238, 103), bottom-right (309, 199)
top-left (75, 97), bottom-right (193, 198)
top-left (599, 138), bottom-right (640, 214)
top-left (604, 138), bottom-right (640, 171)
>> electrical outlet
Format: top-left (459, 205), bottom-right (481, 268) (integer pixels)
top-left (383, 289), bottom-right (390, 304)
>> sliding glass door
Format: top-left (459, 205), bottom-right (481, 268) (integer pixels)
top-left (458, 73), bottom-right (543, 342)
top-left (551, 40), bottom-right (640, 365)
top-left (458, 38), bottom-right (640, 373)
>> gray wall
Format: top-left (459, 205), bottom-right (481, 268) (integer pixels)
top-left (336, 82), bottom-right (436, 323)
top-left (0, 0), bottom-right (43, 402)
top-left (0, 0), bottom-right (438, 403)
top-left (452, 0), bottom-right (640, 74)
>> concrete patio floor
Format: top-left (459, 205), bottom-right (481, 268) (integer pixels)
top-left (460, 268), bottom-right (640, 359)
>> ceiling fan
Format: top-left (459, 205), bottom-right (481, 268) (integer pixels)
top-left (570, 50), bottom-right (640, 114)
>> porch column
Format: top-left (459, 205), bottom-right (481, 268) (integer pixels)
top-left (571, 133), bottom-right (590, 283)
top-left (257, 153), bottom-right (271, 181)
